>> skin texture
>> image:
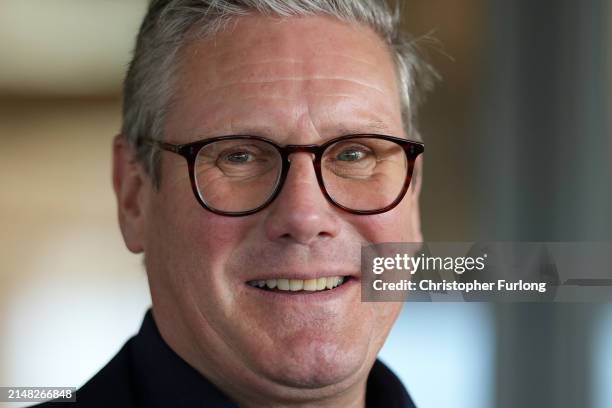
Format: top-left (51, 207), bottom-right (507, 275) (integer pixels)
top-left (113, 14), bottom-right (423, 408)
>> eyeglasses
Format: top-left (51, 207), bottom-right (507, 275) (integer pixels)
top-left (144, 134), bottom-right (423, 216)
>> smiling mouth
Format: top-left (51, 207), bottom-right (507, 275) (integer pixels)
top-left (247, 276), bottom-right (349, 293)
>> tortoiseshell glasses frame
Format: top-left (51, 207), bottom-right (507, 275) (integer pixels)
top-left (143, 134), bottom-right (423, 217)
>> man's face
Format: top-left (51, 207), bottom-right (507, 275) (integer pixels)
top-left (118, 14), bottom-right (422, 404)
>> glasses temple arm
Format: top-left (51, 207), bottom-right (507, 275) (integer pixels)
top-left (140, 138), bottom-right (182, 154)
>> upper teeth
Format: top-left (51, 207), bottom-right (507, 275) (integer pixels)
top-left (248, 276), bottom-right (345, 291)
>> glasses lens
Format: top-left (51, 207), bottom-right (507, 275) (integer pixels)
top-left (322, 137), bottom-right (408, 211)
top-left (194, 139), bottom-right (282, 213)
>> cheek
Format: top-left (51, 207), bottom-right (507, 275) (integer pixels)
top-left (161, 172), bottom-right (249, 244)
top-left (144, 186), bottom-right (255, 291)
top-left (371, 302), bottom-right (403, 338)
top-left (182, 216), bottom-right (246, 262)
top-left (351, 203), bottom-right (417, 243)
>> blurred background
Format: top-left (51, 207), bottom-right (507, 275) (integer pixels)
top-left (0, 1), bottom-right (610, 407)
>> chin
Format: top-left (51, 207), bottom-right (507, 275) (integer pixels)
top-left (255, 335), bottom-right (370, 390)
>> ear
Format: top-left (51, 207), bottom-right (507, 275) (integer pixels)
top-left (113, 134), bottom-right (147, 253)
top-left (407, 155), bottom-right (424, 242)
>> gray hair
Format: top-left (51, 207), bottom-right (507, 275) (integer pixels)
top-left (122, 0), bottom-right (437, 183)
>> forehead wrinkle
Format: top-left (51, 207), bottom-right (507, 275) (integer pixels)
top-left (221, 58), bottom-right (305, 75)
top-left (200, 77), bottom-right (388, 97)
top-left (218, 56), bottom-right (386, 83)
top-left (220, 53), bottom-right (380, 77)
top-left (235, 95), bottom-right (296, 101)
top-left (305, 52), bottom-right (381, 68)
top-left (184, 86), bottom-right (399, 139)
top-left (179, 28), bottom-right (397, 103)
top-left (233, 93), bottom-right (365, 101)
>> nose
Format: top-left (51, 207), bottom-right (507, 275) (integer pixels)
top-left (263, 152), bottom-right (341, 245)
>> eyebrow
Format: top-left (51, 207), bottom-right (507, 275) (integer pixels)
top-left (333, 120), bottom-right (393, 135)
top-left (186, 119), bottom-right (395, 143)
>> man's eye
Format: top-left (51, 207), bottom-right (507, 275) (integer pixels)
top-left (224, 151), bottom-right (253, 163)
top-left (337, 149), bottom-right (367, 161)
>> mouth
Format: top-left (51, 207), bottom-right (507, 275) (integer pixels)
top-left (246, 276), bottom-right (351, 293)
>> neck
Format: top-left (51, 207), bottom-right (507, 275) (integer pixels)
top-left (234, 379), bottom-right (368, 408)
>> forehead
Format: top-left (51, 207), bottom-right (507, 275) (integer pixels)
top-left (166, 14), bottom-right (403, 142)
